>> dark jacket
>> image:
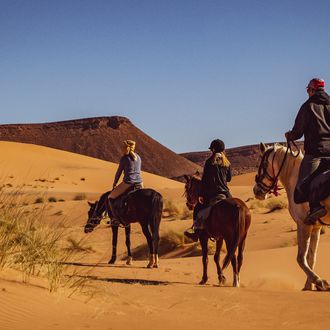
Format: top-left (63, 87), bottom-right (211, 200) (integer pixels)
top-left (288, 90), bottom-right (330, 156)
top-left (199, 153), bottom-right (232, 201)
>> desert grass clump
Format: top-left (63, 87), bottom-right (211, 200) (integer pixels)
top-left (73, 193), bottom-right (87, 201)
top-left (34, 197), bottom-right (44, 204)
top-left (265, 197), bottom-right (288, 213)
top-left (48, 196), bottom-right (57, 203)
top-left (0, 190), bottom-right (80, 292)
top-left (163, 199), bottom-right (180, 218)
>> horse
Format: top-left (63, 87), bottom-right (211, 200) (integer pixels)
top-left (84, 188), bottom-right (163, 268)
top-left (253, 142), bottom-right (330, 291)
top-left (86, 191), bottom-right (133, 265)
top-left (184, 174), bottom-right (251, 287)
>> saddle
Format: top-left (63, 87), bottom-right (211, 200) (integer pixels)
top-left (110, 183), bottom-right (143, 225)
top-left (196, 194), bottom-right (227, 227)
top-left (295, 159), bottom-right (330, 204)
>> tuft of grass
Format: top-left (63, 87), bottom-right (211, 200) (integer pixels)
top-left (48, 197), bottom-right (57, 203)
top-left (73, 193), bottom-right (87, 201)
top-left (34, 197), bottom-right (44, 204)
top-left (265, 198), bottom-right (288, 213)
top-left (163, 199), bottom-right (181, 218)
top-left (0, 188), bottom-right (88, 292)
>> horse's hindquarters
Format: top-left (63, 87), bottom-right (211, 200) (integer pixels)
top-left (320, 197), bottom-right (330, 225)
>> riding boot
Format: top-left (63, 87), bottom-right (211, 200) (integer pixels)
top-left (304, 202), bottom-right (327, 225)
top-left (184, 227), bottom-right (199, 242)
top-left (108, 198), bottom-right (120, 226)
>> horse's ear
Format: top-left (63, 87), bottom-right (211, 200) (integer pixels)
top-left (259, 142), bottom-right (267, 154)
top-left (88, 201), bottom-right (93, 206)
top-left (195, 170), bottom-right (200, 176)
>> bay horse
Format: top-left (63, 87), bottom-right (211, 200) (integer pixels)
top-left (184, 174), bottom-right (251, 287)
top-left (254, 142), bottom-right (330, 291)
top-left (84, 189), bottom-right (163, 268)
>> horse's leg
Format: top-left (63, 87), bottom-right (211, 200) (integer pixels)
top-left (108, 225), bottom-right (119, 264)
top-left (236, 236), bottom-right (247, 287)
top-left (296, 224), bottom-right (329, 290)
top-left (230, 251), bottom-right (239, 287)
top-left (149, 219), bottom-right (160, 268)
top-left (141, 224), bottom-right (155, 268)
top-left (303, 227), bottom-right (321, 290)
top-left (125, 225), bottom-right (133, 265)
top-left (199, 233), bottom-right (209, 285)
top-left (214, 238), bottom-right (226, 285)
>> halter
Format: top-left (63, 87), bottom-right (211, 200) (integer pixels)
top-left (255, 141), bottom-right (300, 196)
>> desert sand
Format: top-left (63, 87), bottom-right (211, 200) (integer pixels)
top-left (1, 141), bottom-right (330, 330)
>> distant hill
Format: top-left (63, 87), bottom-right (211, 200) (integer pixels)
top-left (181, 142), bottom-right (304, 175)
top-left (0, 116), bottom-right (201, 180)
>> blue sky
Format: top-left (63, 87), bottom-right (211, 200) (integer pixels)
top-left (1, 0), bottom-right (330, 152)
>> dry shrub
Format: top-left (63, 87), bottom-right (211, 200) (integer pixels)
top-left (163, 199), bottom-right (180, 217)
top-left (265, 197), bottom-right (288, 212)
top-left (0, 189), bottom-right (85, 292)
top-left (73, 193), bottom-right (87, 201)
top-left (249, 196), bottom-right (288, 213)
top-left (132, 228), bottom-right (222, 259)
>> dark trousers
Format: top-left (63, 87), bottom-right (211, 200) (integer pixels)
top-left (296, 155), bottom-right (329, 209)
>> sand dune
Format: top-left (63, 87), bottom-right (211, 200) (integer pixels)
top-left (1, 141), bottom-right (330, 329)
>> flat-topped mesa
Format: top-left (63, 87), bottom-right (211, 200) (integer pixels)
top-left (0, 116), bottom-right (201, 180)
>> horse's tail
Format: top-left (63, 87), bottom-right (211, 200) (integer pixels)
top-left (222, 203), bottom-right (245, 270)
top-left (150, 192), bottom-right (163, 231)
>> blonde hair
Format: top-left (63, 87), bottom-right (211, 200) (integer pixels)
top-left (123, 140), bottom-right (137, 160)
top-left (221, 152), bottom-right (231, 167)
top-left (212, 151), bottom-right (231, 167)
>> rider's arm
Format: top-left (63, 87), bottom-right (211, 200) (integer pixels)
top-left (226, 166), bottom-right (232, 183)
top-left (113, 157), bottom-right (125, 187)
top-left (286, 105), bottom-right (307, 141)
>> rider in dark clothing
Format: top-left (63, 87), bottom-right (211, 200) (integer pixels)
top-left (184, 139), bottom-right (232, 241)
top-left (285, 78), bottom-right (330, 224)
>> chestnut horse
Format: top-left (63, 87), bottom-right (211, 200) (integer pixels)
top-left (184, 174), bottom-right (251, 287)
top-left (84, 188), bottom-right (163, 268)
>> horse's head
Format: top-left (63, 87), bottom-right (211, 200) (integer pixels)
top-left (253, 142), bottom-right (277, 200)
top-left (84, 201), bottom-right (102, 233)
top-left (184, 172), bottom-right (201, 210)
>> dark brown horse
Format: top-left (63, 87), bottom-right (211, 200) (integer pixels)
top-left (84, 189), bottom-right (163, 268)
top-left (184, 174), bottom-right (251, 287)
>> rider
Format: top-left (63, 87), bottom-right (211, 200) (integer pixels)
top-left (184, 139), bottom-right (232, 241)
top-left (109, 140), bottom-right (143, 222)
top-left (285, 78), bottom-right (330, 225)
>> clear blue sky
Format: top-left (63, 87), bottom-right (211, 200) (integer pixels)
top-left (1, 0), bottom-right (330, 152)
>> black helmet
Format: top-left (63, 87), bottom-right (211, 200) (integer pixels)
top-left (209, 139), bottom-right (225, 153)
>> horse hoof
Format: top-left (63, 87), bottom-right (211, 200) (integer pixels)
top-left (315, 279), bottom-right (330, 291)
top-left (199, 279), bottom-right (207, 285)
top-left (108, 258), bottom-right (116, 264)
top-left (218, 276), bottom-right (226, 286)
top-left (153, 264), bottom-right (158, 268)
top-left (126, 257), bottom-right (133, 265)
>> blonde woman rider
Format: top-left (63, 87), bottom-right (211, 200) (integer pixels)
top-left (185, 139), bottom-right (232, 241)
top-left (109, 140), bottom-right (143, 220)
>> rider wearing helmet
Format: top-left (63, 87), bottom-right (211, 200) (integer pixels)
top-left (285, 78), bottom-right (330, 224)
top-left (184, 139), bottom-right (232, 241)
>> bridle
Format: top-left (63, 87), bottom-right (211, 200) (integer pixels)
top-left (184, 175), bottom-right (201, 209)
top-left (255, 141), bottom-right (300, 196)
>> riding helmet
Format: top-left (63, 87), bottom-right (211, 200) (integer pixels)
top-left (209, 139), bottom-right (225, 153)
